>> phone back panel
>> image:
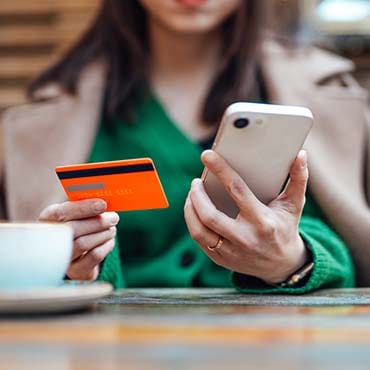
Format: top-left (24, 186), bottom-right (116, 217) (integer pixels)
top-left (202, 103), bottom-right (313, 218)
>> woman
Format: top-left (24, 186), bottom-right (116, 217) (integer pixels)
top-left (1, 0), bottom-right (368, 290)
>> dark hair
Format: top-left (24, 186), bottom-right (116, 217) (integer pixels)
top-left (28, 0), bottom-right (265, 125)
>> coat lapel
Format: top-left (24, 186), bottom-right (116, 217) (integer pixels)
top-left (3, 62), bottom-right (106, 220)
top-left (262, 41), bottom-right (370, 285)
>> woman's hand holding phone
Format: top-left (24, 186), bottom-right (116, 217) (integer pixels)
top-left (184, 149), bottom-right (309, 285)
top-left (39, 199), bottom-right (119, 281)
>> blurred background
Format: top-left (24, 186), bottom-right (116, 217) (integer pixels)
top-left (0, 0), bottom-right (369, 110)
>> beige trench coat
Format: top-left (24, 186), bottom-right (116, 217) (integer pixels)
top-left (1, 42), bottom-right (370, 285)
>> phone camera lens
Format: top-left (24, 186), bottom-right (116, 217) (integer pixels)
top-left (233, 118), bottom-right (249, 129)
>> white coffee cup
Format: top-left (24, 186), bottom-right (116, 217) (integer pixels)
top-left (0, 223), bottom-right (73, 289)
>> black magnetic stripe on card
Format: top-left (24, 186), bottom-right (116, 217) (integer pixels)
top-left (56, 163), bottom-right (154, 180)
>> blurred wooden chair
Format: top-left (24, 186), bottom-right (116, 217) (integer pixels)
top-left (0, 0), bottom-right (100, 110)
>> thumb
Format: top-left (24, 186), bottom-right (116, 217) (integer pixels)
top-left (279, 150), bottom-right (308, 214)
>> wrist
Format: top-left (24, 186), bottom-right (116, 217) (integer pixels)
top-left (264, 235), bottom-right (309, 285)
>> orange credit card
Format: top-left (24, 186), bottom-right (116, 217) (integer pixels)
top-left (55, 158), bottom-right (169, 212)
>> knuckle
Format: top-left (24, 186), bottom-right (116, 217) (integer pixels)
top-left (238, 237), bottom-right (258, 255)
top-left (235, 233), bottom-right (251, 250)
top-left (202, 212), bottom-right (219, 229)
top-left (257, 218), bottom-right (277, 238)
top-left (39, 203), bottom-right (65, 221)
top-left (228, 177), bottom-right (245, 200)
top-left (89, 248), bottom-right (105, 264)
top-left (57, 203), bottom-right (72, 221)
top-left (89, 199), bottom-right (106, 214)
top-left (74, 237), bottom-right (87, 254)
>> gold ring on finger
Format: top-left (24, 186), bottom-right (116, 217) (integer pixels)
top-left (207, 236), bottom-right (224, 251)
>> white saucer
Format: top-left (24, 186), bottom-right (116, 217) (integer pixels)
top-left (0, 281), bottom-right (113, 314)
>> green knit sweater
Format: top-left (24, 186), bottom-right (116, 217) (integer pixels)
top-left (94, 95), bottom-right (355, 293)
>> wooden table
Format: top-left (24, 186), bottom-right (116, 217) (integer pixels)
top-left (2, 288), bottom-right (370, 369)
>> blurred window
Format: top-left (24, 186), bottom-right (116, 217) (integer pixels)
top-left (305, 0), bottom-right (370, 34)
top-left (317, 0), bottom-right (370, 23)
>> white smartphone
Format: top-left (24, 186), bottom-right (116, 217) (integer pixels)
top-left (202, 102), bottom-right (313, 218)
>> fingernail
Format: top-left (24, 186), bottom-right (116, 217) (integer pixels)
top-left (93, 200), bottom-right (106, 213)
top-left (202, 150), bottom-right (216, 163)
top-left (110, 213), bottom-right (119, 225)
top-left (191, 178), bottom-right (201, 187)
top-left (300, 151), bottom-right (307, 168)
